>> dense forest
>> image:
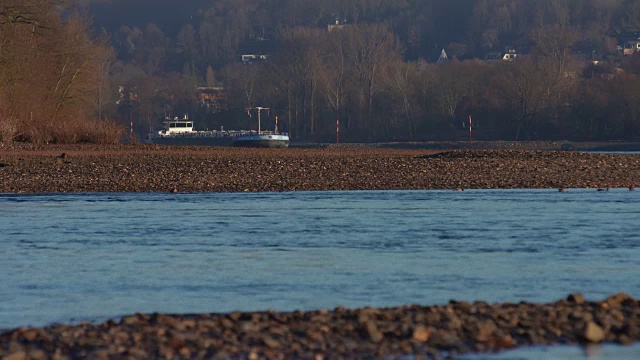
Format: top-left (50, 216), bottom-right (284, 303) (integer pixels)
top-left (3, 0), bottom-right (640, 143)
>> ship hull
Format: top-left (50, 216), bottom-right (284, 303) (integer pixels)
top-left (233, 134), bottom-right (290, 148)
top-left (148, 136), bottom-right (235, 146)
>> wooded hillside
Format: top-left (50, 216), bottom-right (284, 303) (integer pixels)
top-left (3, 0), bottom-right (640, 143)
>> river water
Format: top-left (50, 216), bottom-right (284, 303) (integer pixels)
top-left (1, 189), bottom-right (639, 359)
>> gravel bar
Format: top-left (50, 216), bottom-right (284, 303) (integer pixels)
top-left (1, 144), bottom-right (639, 193)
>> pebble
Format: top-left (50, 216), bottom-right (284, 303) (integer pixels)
top-left (567, 293), bottom-right (585, 304)
top-left (583, 322), bottom-right (605, 343)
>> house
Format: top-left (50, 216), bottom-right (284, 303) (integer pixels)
top-left (623, 39), bottom-right (640, 55)
top-left (116, 85), bottom-right (138, 105)
top-left (328, 19), bottom-right (348, 32)
top-left (503, 46), bottom-right (517, 60)
top-left (437, 49), bottom-right (449, 64)
top-left (241, 54), bottom-right (268, 64)
top-left (590, 51), bottom-right (604, 65)
top-left (196, 86), bottom-right (226, 112)
top-left (485, 46), bottom-right (518, 62)
top-left (620, 32), bottom-right (640, 55)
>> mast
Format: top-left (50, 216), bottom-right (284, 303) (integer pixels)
top-left (255, 106), bottom-right (269, 135)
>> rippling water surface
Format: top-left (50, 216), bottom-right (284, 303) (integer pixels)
top-left (1, 189), bottom-right (639, 359)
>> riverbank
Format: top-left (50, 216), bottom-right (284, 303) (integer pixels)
top-left (1, 293), bottom-right (638, 359)
top-left (1, 143), bottom-right (639, 193)
top-left (294, 140), bottom-right (640, 152)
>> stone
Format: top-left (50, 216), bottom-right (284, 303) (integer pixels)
top-left (178, 347), bottom-right (191, 357)
top-left (429, 330), bottom-right (461, 348)
top-left (3, 351), bottom-right (27, 360)
top-left (127, 348), bottom-right (149, 359)
top-left (567, 293), bottom-right (585, 304)
top-left (583, 322), bottom-right (605, 343)
top-left (412, 326), bottom-right (431, 342)
top-left (474, 319), bottom-right (498, 342)
top-left (366, 320), bottom-right (384, 343)
top-left (22, 329), bottom-right (38, 341)
top-left (27, 349), bottom-right (48, 360)
top-left (606, 293), bottom-right (633, 307)
top-left (262, 336), bottom-right (281, 349)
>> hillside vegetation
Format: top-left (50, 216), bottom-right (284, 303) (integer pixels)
top-left (2, 0), bottom-right (640, 143)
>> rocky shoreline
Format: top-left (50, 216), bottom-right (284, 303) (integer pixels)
top-left (1, 293), bottom-right (638, 359)
top-left (1, 143), bottom-right (639, 193)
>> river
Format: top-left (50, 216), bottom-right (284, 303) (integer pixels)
top-left (1, 189), bottom-right (639, 359)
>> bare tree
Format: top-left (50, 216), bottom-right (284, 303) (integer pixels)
top-left (343, 23), bottom-right (399, 136)
top-left (570, 76), bottom-right (609, 139)
top-left (319, 29), bottom-right (348, 129)
top-left (94, 38), bottom-right (116, 121)
top-left (1, 0), bottom-right (121, 143)
top-left (177, 23), bottom-right (198, 76)
top-left (269, 27), bottom-right (324, 138)
top-left (530, 24), bottom-right (579, 78)
top-left (496, 55), bottom-right (561, 140)
top-left (608, 73), bottom-right (640, 138)
top-left (221, 62), bottom-right (269, 129)
top-left (0, 0), bottom-right (62, 27)
top-left (384, 60), bottom-right (420, 138)
top-left (470, 0), bottom-right (517, 51)
top-left (48, 15), bottom-right (100, 121)
top-left (435, 60), bottom-right (481, 128)
top-left (135, 23), bottom-right (168, 76)
top-left (205, 65), bottom-right (217, 87)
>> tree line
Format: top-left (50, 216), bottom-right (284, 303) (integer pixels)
top-left (2, 0), bottom-right (640, 143)
top-left (219, 24), bottom-right (640, 142)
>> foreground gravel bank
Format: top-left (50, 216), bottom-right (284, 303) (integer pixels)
top-left (1, 293), bottom-right (638, 359)
top-left (1, 144), bottom-right (639, 193)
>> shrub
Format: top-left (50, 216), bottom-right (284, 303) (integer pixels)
top-left (81, 119), bottom-right (126, 144)
top-left (0, 115), bottom-right (19, 142)
top-left (49, 117), bottom-right (125, 144)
